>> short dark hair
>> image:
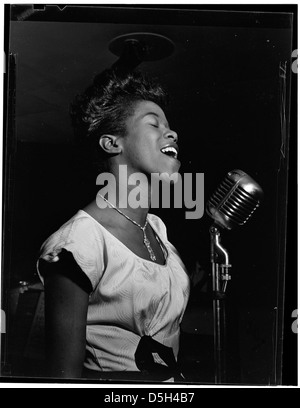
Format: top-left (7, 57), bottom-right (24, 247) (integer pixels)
top-left (70, 69), bottom-right (168, 172)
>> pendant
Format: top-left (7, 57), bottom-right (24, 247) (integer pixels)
top-left (143, 235), bottom-right (157, 262)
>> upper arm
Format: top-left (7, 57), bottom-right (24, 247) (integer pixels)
top-left (41, 251), bottom-right (91, 379)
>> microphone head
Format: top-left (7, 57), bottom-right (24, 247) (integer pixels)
top-left (206, 169), bottom-right (264, 230)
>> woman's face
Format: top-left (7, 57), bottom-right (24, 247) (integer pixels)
top-left (120, 100), bottom-right (180, 178)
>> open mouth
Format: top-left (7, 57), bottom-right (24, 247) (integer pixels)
top-left (160, 146), bottom-right (178, 160)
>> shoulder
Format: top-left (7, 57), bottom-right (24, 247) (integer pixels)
top-left (38, 211), bottom-right (107, 290)
top-left (40, 211), bottom-right (105, 260)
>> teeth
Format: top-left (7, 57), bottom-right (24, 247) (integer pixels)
top-left (161, 146), bottom-right (178, 159)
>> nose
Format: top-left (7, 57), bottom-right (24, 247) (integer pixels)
top-left (164, 128), bottom-right (178, 143)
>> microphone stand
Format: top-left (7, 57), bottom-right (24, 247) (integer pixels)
top-left (210, 224), bottom-right (232, 384)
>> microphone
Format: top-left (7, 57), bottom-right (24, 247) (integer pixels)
top-left (206, 169), bottom-right (264, 230)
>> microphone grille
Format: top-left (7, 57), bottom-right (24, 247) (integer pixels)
top-left (206, 169), bottom-right (263, 230)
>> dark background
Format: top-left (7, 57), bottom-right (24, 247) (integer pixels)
top-left (1, 4), bottom-right (297, 385)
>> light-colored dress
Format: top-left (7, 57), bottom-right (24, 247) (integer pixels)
top-left (37, 210), bottom-right (190, 373)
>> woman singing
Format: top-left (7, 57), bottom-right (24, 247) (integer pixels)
top-left (37, 69), bottom-right (190, 382)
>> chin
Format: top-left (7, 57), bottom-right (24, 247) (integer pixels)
top-left (146, 158), bottom-right (181, 181)
top-left (152, 169), bottom-right (181, 184)
top-left (168, 160), bottom-right (181, 174)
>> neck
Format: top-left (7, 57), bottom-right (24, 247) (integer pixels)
top-left (97, 163), bottom-right (151, 226)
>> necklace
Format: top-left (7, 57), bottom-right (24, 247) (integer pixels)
top-left (98, 194), bottom-right (157, 262)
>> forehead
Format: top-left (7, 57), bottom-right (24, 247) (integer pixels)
top-left (130, 100), bottom-right (167, 123)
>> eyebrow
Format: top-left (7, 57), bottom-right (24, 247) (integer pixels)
top-left (142, 112), bottom-right (170, 128)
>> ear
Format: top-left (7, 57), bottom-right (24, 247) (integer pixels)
top-left (99, 134), bottom-right (122, 155)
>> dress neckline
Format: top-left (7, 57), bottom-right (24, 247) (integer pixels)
top-left (79, 210), bottom-right (170, 268)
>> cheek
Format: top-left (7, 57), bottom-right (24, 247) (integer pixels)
top-left (124, 139), bottom-right (150, 165)
top-left (123, 129), bottom-right (158, 163)
top-left (131, 137), bottom-right (155, 157)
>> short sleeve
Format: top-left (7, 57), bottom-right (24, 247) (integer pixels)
top-left (37, 215), bottom-right (106, 291)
